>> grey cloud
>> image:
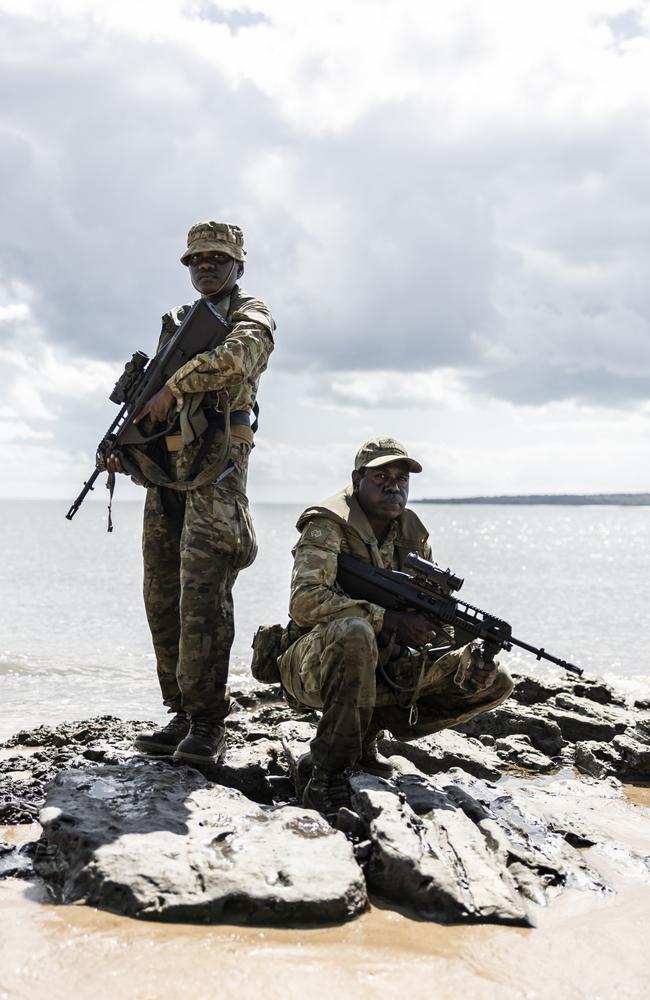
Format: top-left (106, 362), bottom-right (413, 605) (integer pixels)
top-left (191, 2), bottom-right (269, 30)
top-left (0, 11), bottom-right (285, 362)
top-left (469, 363), bottom-right (650, 408)
top-left (1, 7), bottom-right (650, 417)
top-left (606, 7), bottom-right (647, 45)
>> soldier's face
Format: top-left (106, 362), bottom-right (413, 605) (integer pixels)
top-left (354, 461), bottom-right (410, 523)
top-left (187, 252), bottom-right (239, 297)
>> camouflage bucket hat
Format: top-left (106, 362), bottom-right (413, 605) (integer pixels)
top-left (354, 437), bottom-right (422, 473)
top-left (181, 221), bottom-right (246, 264)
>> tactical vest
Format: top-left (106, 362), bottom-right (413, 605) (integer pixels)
top-left (296, 487), bottom-right (430, 569)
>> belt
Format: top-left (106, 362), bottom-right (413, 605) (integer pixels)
top-left (165, 410), bottom-right (252, 452)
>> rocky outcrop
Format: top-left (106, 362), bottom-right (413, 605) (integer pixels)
top-left (2, 674), bottom-right (650, 927)
top-left (35, 762), bottom-right (367, 925)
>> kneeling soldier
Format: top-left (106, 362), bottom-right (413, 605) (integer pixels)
top-left (278, 437), bottom-right (513, 816)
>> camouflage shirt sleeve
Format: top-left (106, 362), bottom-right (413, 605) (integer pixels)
top-left (289, 517), bottom-right (385, 631)
top-left (164, 299), bottom-right (274, 404)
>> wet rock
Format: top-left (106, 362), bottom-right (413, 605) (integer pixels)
top-left (0, 841), bottom-right (35, 879)
top-left (4, 716), bottom-right (151, 750)
top-left (197, 739), bottom-right (285, 805)
top-left (427, 770), bottom-right (610, 893)
top-left (349, 767), bottom-right (608, 926)
top-left (510, 675), bottom-right (568, 707)
top-left (510, 673), bottom-right (626, 709)
top-left (570, 679), bottom-right (626, 707)
top-left (278, 720), bottom-right (317, 790)
top-left (349, 772), bottom-right (530, 925)
top-left (496, 773), bottom-right (650, 869)
top-left (575, 734), bottom-right (650, 781)
top-left (458, 704), bottom-right (564, 756)
top-left (5, 677), bottom-right (650, 928)
top-left (494, 735), bottom-right (556, 773)
top-left (539, 695), bottom-right (631, 743)
top-left (382, 730), bottom-right (502, 782)
top-left (36, 763), bottom-right (367, 924)
top-left (0, 713), bottom-right (293, 825)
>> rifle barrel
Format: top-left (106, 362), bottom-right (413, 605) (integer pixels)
top-left (510, 635), bottom-right (583, 676)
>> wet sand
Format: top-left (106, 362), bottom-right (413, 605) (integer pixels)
top-left (2, 787), bottom-right (649, 1000)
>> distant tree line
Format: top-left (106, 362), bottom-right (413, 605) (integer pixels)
top-left (412, 494), bottom-right (650, 506)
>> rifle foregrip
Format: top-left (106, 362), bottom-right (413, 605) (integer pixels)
top-left (65, 469), bottom-right (101, 520)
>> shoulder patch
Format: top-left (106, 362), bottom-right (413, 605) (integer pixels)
top-left (297, 517), bottom-right (341, 552)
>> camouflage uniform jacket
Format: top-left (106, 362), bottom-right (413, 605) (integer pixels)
top-left (160, 284), bottom-right (275, 429)
top-left (288, 488), bottom-right (432, 633)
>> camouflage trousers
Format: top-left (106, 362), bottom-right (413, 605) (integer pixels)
top-left (278, 616), bottom-right (513, 773)
top-left (142, 436), bottom-right (256, 720)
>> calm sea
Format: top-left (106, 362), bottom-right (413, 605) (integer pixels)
top-left (1, 499), bottom-right (649, 741)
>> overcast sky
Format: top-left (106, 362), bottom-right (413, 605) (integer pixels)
top-left (1, 0), bottom-right (649, 502)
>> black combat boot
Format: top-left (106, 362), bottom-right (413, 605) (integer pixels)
top-left (303, 766), bottom-right (351, 817)
top-left (134, 712), bottom-right (190, 755)
top-left (173, 716), bottom-right (226, 764)
top-left (358, 730), bottom-right (393, 778)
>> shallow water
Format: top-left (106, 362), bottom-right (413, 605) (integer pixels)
top-left (1, 499), bottom-right (649, 740)
top-left (1, 792), bottom-right (649, 1000)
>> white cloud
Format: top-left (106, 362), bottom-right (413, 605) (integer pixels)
top-left (1, 0), bottom-right (650, 496)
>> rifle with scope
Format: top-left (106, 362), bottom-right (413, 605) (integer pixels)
top-left (336, 551), bottom-right (582, 677)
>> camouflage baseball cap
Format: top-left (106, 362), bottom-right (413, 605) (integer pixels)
top-left (180, 221), bottom-right (246, 264)
top-left (354, 437), bottom-right (422, 473)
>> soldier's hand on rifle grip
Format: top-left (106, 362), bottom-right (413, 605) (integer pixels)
top-left (454, 643), bottom-right (498, 692)
top-left (383, 610), bottom-right (436, 648)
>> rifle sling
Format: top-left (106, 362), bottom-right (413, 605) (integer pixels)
top-left (125, 393), bottom-right (234, 492)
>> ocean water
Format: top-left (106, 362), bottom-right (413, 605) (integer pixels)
top-left (1, 499), bottom-right (649, 741)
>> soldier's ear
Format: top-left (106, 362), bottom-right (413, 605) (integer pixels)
top-left (236, 262), bottom-right (245, 279)
top-left (351, 469), bottom-right (361, 493)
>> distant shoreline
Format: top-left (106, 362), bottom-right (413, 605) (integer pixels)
top-left (412, 493), bottom-right (650, 506)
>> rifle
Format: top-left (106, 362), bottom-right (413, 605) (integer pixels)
top-left (65, 298), bottom-right (231, 526)
top-left (337, 551), bottom-right (582, 677)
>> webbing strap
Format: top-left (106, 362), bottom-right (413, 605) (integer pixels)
top-left (127, 392), bottom-right (232, 492)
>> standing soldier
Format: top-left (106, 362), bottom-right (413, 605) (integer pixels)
top-left (124, 221), bottom-right (275, 764)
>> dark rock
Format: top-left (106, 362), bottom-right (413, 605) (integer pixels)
top-left (382, 730), bottom-right (502, 782)
top-left (428, 770), bottom-right (611, 893)
top-left (36, 763), bottom-right (367, 924)
top-left (0, 841), bottom-right (34, 879)
top-left (575, 734), bottom-right (650, 781)
top-left (4, 716), bottom-right (153, 750)
top-left (278, 720), bottom-right (316, 790)
top-left (571, 680), bottom-right (626, 707)
top-left (494, 735), bottom-right (556, 773)
top-left (510, 673), bottom-right (626, 709)
top-left (634, 698), bottom-right (650, 711)
top-left (510, 675), bottom-right (568, 707)
top-left (195, 738), bottom-right (285, 804)
top-left (458, 705), bottom-right (564, 756)
top-left (229, 685), bottom-right (283, 709)
top-left (539, 696), bottom-right (631, 743)
top-left (633, 716), bottom-right (650, 745)
top-left (0, 715), bottom-right (292, 826)
top-left (349, 771), bottom-right (531, 926)
top-left (5, 679), bottom-right (650, 928)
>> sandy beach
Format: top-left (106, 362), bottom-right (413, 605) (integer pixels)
top-left (2, 786), bottom-right (649, 1000)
